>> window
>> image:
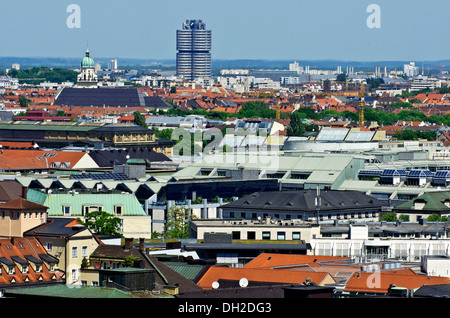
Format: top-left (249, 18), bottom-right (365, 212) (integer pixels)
top-left (277, 232), bottom-right (286, 240)
top-left (35, 264), bottom-right (42, 273)
top-left (262, 232), bottom-right (271, 240)
top-left (232, 231), bottom-right (241, 240)
top-left (8, 266), bottom-right (14, 275)
top-left (292, 232), bottom-right (301, 240)
top-left (83, 205), bottom-right (103, 215)
top-left (247, 231), bottom-right (256, 240)
top-left (72, 269), bottom-right (78, 282)
top-left (82, 246), bottom-right (88, 257)
top-left (62, 206), bottom-right (71, 216)
top-left (46, 243), bottom-right (53, 251)
top-left (21, 265), bottom-right (29, 274)
top-left (114, 205), bottom-right (123, 216)
top-left (72, 247), bottom-right (78, 258)
top-left (92, 281), bottom-right (99, 287)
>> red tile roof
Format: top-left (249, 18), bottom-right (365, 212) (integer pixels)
top-left (0, 149), bottom-right (90, 170)
top-left (197, 266), bottom-right (335, 289)
top-left (0, 237), bottom-right (62, 285)
top-left (244, 253), bottom-right (351, 269)
top-left (0, 197), bottom-right (47, 210)
top-left (344, 270), bottom-right (450, 294)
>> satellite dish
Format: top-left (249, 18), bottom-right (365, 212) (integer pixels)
top-left (212, 281), bottom-right (220, 289)
top-left (239, 278), bottom-right (248, 288)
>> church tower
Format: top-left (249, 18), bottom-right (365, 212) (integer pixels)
top-left (76, 47), bottom-right (98, 88)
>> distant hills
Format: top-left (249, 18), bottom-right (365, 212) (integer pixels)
top-left (0, 56), bottom-right (449, 73)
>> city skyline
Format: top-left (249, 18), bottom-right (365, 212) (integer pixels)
top-left (0, 0), bottom-right (449, 62)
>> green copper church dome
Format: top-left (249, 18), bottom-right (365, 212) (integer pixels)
top-left (81, 48), bottom-right (95, 68)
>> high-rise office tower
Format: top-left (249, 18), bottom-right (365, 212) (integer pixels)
top-left (176, 19), bottom-right (211, 80)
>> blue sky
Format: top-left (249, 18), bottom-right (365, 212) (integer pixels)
top-left (1, 0), bottom-right (449, 61)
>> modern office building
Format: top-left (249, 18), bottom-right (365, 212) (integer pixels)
top-left (176, 19), bottom-right (211, 80)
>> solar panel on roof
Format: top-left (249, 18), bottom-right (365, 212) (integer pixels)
top-left (434, 171), bottom-right (450, 178)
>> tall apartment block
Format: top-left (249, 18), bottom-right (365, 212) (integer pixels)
top-left (176, 19), bottom-right (211, 80)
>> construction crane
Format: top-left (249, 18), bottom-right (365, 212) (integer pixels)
top-left (358, 82), bottom-right (365, 128)
top-left (394, 68), bottom-right (397, 88)
top-left (432, 65), bottom-right (446, 75)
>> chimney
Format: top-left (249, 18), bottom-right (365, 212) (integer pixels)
top-left (139, 238), bottom-right (145, 251)
top-left (22, 186), bottom-right (28, 199)
top-left (124, 238), bottom-right (134, 250)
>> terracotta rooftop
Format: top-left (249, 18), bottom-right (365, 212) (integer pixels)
top-left (244, 253), bottom-right (351, 269)
top-left (344, 270), bottom-right (450, 294)
top-left (197, 266), bottom-right (335, 289)
top-left (0, 197), bottom-right (47, 210)
top-left (0, 237), bottom-right (62, 286)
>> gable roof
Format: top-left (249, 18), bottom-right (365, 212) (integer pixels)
top-left (23, 217), bottom-right (91, 238)
top-left (196, 266), bottom-right (335, 289)
top-left (395, 191), bottom-right (450, 212)
top-left (0, 197), bottom-right (47, 210)
top-left (344, 270), bottom-right (450, 294)
top-left (244, 253), bottom-right (351, 269)
top-left (88, 148), bottom-right (170, 167)
top-left (222, 190), bottom-right (383, 212)
top-left (54, 87), bottom-right (147, 107)
top-left (0, 237), bottom-right (62, 286)
top-left (0, 180), bottom-right (24, 202)
top-left (0, 149), bottom-right (95, 170)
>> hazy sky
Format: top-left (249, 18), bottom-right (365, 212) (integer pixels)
top-left (1, 0), bottom-right (449, 61)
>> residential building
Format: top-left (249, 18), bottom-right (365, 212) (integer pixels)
top-left (23, 217), bottom-right (101, 285)
top-left (0, 237), bottom-right (62, 291)
top-left (26, 189), bottom-right (153, 239)
top-left (0, 197), bottom-right (48, 239)
top-left (176, 19), bottom-right (212, 80)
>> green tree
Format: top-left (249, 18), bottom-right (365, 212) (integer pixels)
top-left (427, 214), bottom-right (448, 222)
top-left (78, 210), bottom-right (123, 237)
top-left (133, 111), bottom-right (148, 128)
top-left (170, 86), bottom-right (177, 94)
top-left (379, 212), bottom-right (397, 222)
top-left (164, 205), bottom-right (196, 239)
top-left (287, 112), bottom-right (318, 137)
top-left (123, 255), bottom-right (140, 267)
top-left (155, 128), bottom-right (174, 141)
top-left (336, 73), bottom-right (347, 82)
top-left (18, 95), bottom-right (30, 108)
